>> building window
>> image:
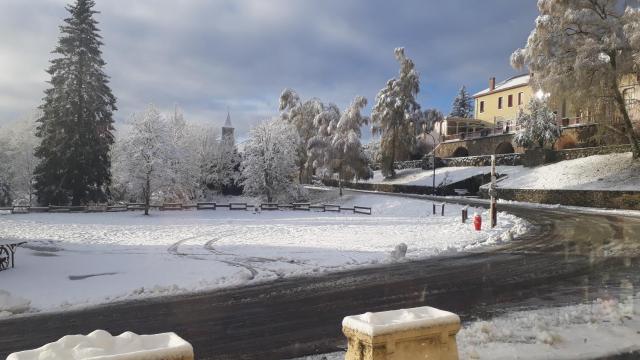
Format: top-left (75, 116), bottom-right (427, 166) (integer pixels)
top-left (498, 97), bottom-right (503, 109)
top-left (508, 94), bottom-right (513, 107)
top-left (518, 92), bottom-right (523, 105)
top-left (480, 101), bottom-right (485, 113)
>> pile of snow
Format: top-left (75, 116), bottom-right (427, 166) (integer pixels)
top-left (366, 166), bottom-right (523, 188)
top-left (493, 152), bottom-right (640, 191)
top-left (292, 294), bottom-right (640, 360)
top-left (7, 329), bottom-right (193, 360)
top-left (0, 289), bottom-right (30, 317)
top-left (342, 306), bottom-right (460, 336)
top-left (0, 193), bottom-right (527, 315)
top-left (458, 295), bottom-right (640, 359)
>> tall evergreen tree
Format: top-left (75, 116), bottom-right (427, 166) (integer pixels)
top-left (449, 86), bottom-right (474, 118)
top-left (34, 0), bottom-right (116, 205)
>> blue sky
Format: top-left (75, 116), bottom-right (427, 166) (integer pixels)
top-left (0, 0), bottom-right (538, 138)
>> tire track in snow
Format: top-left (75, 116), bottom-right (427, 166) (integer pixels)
top-left (168, 231), bottom-right (259, 280)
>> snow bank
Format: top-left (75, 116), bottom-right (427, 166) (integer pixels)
top-left (295, 294), bottom-right (640, 359)
top-left (366, 166), bottom-right (522, 187)
top-left (458, 295), bottom-right (640, 359)
top-left (7, 329), bottom-right (193, 360)
top-left (342, 306), bottom-right (460, 336)
top-left (493, 152), bottom-right (640, 191)
top-left (0, 289), bottom-right (30, 316)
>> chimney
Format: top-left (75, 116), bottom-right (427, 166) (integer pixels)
top-left (489, 77), bottom-right (496, 91)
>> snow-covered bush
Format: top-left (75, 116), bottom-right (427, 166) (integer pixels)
top-left (513, 98), bottom-right (561, 149)
top-left (242, 119), bottom-right (303, 202)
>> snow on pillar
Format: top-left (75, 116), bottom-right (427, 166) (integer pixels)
top-left (342, 306), bottom-right (461, 360)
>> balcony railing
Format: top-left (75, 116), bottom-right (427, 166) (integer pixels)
top-left (443, 117), bottom-right (587, 142)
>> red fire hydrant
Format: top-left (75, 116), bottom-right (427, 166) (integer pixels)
top-left (473, 212), bottom-right (482, 231)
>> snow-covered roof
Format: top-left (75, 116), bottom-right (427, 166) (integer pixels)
top-left (473, 74), bottom-right (530, 98)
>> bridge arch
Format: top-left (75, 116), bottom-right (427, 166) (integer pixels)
top-left (452, 146), bottom-right (469, 157)
top-left (495, 142), bottom-right (515, 154)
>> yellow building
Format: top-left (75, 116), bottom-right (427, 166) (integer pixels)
top-left (473, 74), bottom-right (533, 130)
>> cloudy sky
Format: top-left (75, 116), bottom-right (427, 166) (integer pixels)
top-left (0, 0), bottom-right (538, 139)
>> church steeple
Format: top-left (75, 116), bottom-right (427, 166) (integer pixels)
top-left (222, 108), bottom-right (235, 145)
top-left (223, 108), bottom-right (232, 128)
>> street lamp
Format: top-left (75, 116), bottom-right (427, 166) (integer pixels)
top-left (426, 131), bottom-right (436, 195)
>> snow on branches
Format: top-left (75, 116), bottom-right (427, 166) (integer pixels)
top-left (371, 47), bottom-right (422, 178)
top-left (511, 0), bottom-right (640, 157)
top-left (242, 119), bottom-right (303, 203)
top-left (450, 86), bottom-right (474, 118)
top-left (513, 98), bottom-right (562, 149)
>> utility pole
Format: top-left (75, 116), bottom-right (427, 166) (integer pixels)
top-left (427, 132), bottom-right (436, 195)
top-left (489, 155), bottom-right (497, 228)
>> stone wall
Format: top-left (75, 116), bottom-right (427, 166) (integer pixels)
top-left (434, 134), bottom-right (523, 158)
top-left (479, 188), bottom-right (640, 210)
top-left (443, 153), bottom-right (523, 167)
top-left (323, 174), bottom-right (491, 196)
top-left (554, 144), bottom-right (632, 161)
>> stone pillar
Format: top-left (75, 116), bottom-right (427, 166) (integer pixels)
top-left (342, 306), bottom-right (461, 360)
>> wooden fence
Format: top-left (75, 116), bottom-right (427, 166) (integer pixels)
top-left (0, 202), bottom-right (372, 215)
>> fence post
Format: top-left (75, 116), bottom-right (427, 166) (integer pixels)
top-left (441, 203), bottom-right (445, 216)
top-left (432, 203), bottom-right (436, 215)
top-left (461, 207), bottom-right (468, 223)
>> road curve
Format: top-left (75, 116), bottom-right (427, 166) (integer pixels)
top-left (1, 194), bottom-right (639, 359)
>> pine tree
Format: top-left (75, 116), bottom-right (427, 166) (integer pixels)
top-left (34, 0), bottom-right (117, 205)
top-left (449, 86), bottom-right (474, 118)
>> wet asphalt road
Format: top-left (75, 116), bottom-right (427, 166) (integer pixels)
top-left (1, 194), bottom-right (639, 359)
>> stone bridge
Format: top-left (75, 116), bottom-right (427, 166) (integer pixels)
top-left (435, 134), bottom-right (524, 158)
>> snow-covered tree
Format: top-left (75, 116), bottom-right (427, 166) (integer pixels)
top-left (306, 103), bottom-right (341, 181)
top-left (415, 108), bottom-right (444, 157)
top-left (279, 88), bottom-right (328, 183)
top-left (371, 48), bottom-right (422, 178)
top-left (0, 113), bottom-right (40, 205)
top-left (513, 98), bottom-right (562, 149)
top-left (511, 0), bottom-right (640, 158)
top-left (449, 86), bottom-right (474, 118)
top-left (330, 96), bottom-right (373, 195)
top-left (242, 119), bottom-right (302, 202)
top-left (114, 105), bottom-right (172, 215)
top-left (34, 0), bottom-right (117, 205)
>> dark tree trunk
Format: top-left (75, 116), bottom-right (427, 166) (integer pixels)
top-left (144, 174), bottom-right (151, 216)
top-left (612, 82), bottom-right (640, 159)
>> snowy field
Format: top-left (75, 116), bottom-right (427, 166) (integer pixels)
top-left (494, 152), bottom-right (640, 191)
top-left (292, 295), bottom-right (640, 360)
top-left (0, 192), bottom-right (526, 316)
top-left (365, 166), bottom-right (523, 187)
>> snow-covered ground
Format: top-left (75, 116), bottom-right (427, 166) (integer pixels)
top-left (0, 192), bottom-right (526, 316)
top-left (291, 294), bottom-right (640, 360)
top-left (365, 166), bottom-right (522, 187)
top-left (494, 152), bottom-right (640, 191)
